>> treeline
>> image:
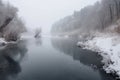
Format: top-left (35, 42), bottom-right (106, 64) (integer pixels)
top-left (0, 0), bottom-right (26, 41)
top-left (51, 0), bottom-right (120, 36)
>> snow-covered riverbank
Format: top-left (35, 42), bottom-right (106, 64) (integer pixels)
top-left (0, 38), bottom-right (19, 47)
top-left (77, 35), bottom-right (120, 78)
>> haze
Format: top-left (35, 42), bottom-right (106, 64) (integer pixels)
top-left (4, 0), bottom-right (99, 34)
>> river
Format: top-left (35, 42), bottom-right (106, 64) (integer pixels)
top-left (0, 37), bottom-right (115, 80)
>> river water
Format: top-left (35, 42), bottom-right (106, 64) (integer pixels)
top-left (0, 37), bottom-right (115, 80)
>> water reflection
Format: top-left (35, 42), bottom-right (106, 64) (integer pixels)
top-left (51, 38), bottom-right (115, 80)
top-left (35, 38), bottom-right (42, 46)
top-left (0, 40), bottom-right (28, 80)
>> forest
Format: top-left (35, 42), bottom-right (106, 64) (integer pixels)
top-left (51, 0), bottom-right (120, 37)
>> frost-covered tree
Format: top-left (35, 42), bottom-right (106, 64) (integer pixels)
top-left (51, 0), bottom-right (120, 36)
top-left (0, 1), bottom-right (26, 41)
top-left (4, 17), bottom-right (26, 41)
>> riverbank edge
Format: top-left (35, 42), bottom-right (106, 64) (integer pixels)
top-left (77, 35), bottom-right (120, 79)
top-left (0, 38), bottom-right (19, 48)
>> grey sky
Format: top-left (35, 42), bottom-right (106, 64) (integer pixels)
top-left (4, 0), bottom-right (99, 34)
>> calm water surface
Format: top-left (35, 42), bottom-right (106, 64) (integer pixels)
top-left (0, 37), bottom-right (115, 80)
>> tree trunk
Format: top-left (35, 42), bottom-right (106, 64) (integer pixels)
top-left (109, 4), bottom-right (113, 23)
top-left (0, 17), bottom-right (14, 33)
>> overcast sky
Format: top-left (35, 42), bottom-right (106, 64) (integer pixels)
top-left (4, 0), bottom-right (99, 34)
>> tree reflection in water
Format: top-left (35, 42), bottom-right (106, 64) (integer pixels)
top-left (51, 38), bottom-right (115, 80)
top-left (35, 38), bottom-right (42, 46)
top-left (0, 40), bottom-right (28, 80)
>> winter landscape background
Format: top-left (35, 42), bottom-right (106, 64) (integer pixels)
top-left (0, 0), bottom-right (120, 80)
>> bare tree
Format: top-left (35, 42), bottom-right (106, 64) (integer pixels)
top-left (34, 28), bottom-right (42, 38)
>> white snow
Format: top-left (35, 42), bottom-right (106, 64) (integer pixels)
top-left (77, 35), bottom-right (120, 78)
top-left (0, 38), bottom-right (7, 50)
top-left (0, 38), bottom-right (7, 44)
top-left (0, 38), bottom-right (19, 48)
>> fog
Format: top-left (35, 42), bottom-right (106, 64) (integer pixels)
top-left (4, 0), bottom-right (99, 35)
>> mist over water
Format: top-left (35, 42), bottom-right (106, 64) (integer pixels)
top-left (0, 0), bottom-right (118, 79)
top-left (4, 0), bottom-right (99, 34)
top-left (0, 37), bottom-right (115, 80)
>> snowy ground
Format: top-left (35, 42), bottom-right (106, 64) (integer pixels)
top-left (77, 35), bottom-right (120, 78)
